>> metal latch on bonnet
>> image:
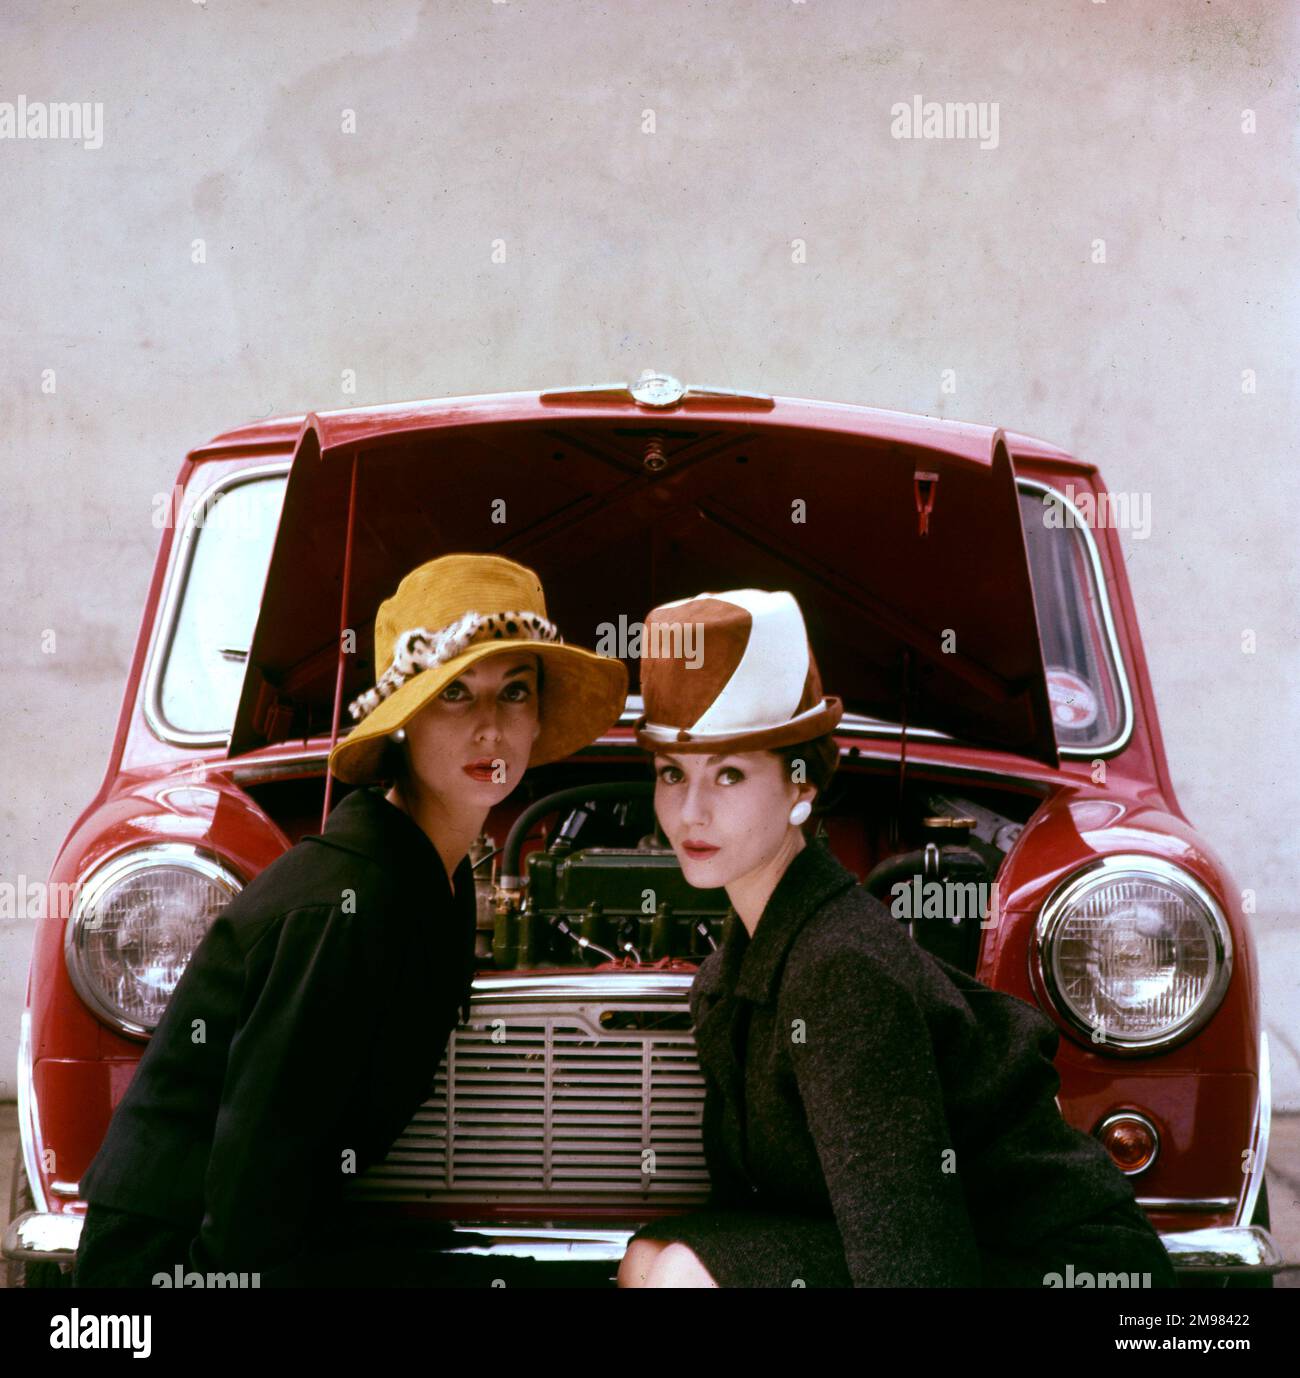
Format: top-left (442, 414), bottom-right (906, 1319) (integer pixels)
top-left (914, 469), bottom-right (939, 536)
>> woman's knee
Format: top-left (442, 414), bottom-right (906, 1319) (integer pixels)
top-left (617, 1237), bottom-right (669, 1287)
top-left (643, 1242), bottom-right (719, 1288)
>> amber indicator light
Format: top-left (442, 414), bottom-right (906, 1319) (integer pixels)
top-left (1099, 1116), bottom-right (1157, 1173)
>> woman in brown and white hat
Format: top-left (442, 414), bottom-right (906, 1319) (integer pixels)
top-left (617, 587), bottom-right (1176, 1289)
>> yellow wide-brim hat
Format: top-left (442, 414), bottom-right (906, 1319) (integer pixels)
top-left (327, 553), bottom-right (628, 785)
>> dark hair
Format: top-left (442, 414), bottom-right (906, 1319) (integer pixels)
top-left (375, 737), bottom-right (408, 787)
top-left (769, 734), bottom-right (840, 826)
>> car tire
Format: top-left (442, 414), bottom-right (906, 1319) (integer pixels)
top-left (5, 1156), bottom-right (73, 1289)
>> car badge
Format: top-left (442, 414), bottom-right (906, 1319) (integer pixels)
top-left (630, 371), bottom-right (686, 409)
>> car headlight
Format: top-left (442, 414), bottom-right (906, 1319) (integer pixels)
top-left (65, 844), bottom-right (243, 1037)
top-left (1035, 854), bottom-right (1232, 1054)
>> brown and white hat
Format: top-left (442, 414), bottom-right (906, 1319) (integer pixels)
top-left (633, 588), bottom-right (842, 753)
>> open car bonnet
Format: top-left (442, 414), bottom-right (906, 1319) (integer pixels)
top-left (228, 385), bottom-right (1059, 768)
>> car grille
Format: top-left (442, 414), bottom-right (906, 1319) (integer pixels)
top-left (343, 992), bottom-right (710, 1210)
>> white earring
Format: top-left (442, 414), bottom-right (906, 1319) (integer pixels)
top-left (388, 727), bottom-right (406, 744)
top-left (788, 800), bottom-right (812, 827)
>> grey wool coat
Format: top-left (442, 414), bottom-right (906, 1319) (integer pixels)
top-left (75, 785), bottom-right (478, 1285)
top-left (631, 834), bottom-right (1177, 1289)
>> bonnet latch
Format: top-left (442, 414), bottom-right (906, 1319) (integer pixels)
top-left (913, 469), bottom-right (939, 536)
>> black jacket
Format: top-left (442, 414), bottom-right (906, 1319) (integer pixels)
top-left (77, 784), bottom-right (477, 1279)
top-left (644, 833), bottom-right (1174, 1287)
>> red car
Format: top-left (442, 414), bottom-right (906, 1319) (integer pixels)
top-left (5, 374), bottom-right (1281, 1287)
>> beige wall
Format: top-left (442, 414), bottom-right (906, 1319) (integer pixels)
top-left (1, 1), bottom-right (1296, 1106)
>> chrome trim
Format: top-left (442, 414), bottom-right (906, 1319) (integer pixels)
top-left (836, 722), bottom-right (953, 743)
top-left (1157, 1225), bottom-right (1292, 1274)
top-left (470, 972), bottom-right (694, 1001)
top-left (538, 376), bottom-right (774, 410)
top-left (461, 1224), bottom-right (1299, 1273)
top-left (142, 461), bottom-right (290, 749)
top-left (1, 1210), bottom-right (82, 1267)
top-left (1017, 478), bottom-right (1135, 758)
top-left (1034, 854), bottom-right (1233, 1055)
top-left (1236, 1028), bottom-right (1271, 1226)
top-left (6, 1208), bottom-right (1294, 1276)
top-left (441, 1225), bottom-right (631, 1262)
top-left (0, 1211), bottom-right (633, 1269)
top-left (537, 381), bottom-right (636, 402)
top-left (1139, 1197), bottom-right (1237, 1213)
top-left (1097, 1111), bottom-right (1160, 1175)
top-left (64, 843), bottom-right (244, 1038)
top-left (629, 372), bottom-right (687, 409)
top-left (15, 1009), bottom-right (48, 1216)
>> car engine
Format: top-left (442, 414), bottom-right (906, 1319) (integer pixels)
top-left (483, 781), bottom-right (1028, 974)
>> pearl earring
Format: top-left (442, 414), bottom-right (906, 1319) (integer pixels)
top-left (788, 800), bottom-right (812, 827)
top-left (388, 727), bottom-right (406, 744)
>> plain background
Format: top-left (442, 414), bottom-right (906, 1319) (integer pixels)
top-left (0, 1), bottom-right (1296, 1123)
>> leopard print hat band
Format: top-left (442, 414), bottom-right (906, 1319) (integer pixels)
top-left (346, 608), bottom-right (562, 724)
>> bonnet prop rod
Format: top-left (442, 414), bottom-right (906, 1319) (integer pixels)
top-left (321, 452), bottom-right (360, 829)
top-left (892, 648), bottom-right (911, 848)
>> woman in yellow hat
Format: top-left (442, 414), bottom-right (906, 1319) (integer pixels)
top-left (617, 587), bottom-right (1176, 1288)
top-left (74, 553), bottom-right (626, 1287)
top-left (327, 552), bottom-right (629, 882)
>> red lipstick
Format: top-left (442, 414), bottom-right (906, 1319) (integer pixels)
top-left (682, 839), bottom-right (720, 859)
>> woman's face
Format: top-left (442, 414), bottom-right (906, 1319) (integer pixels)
top-left (652, 749), bottom-right (815, 889)
top-left (402, 652), bottom-right (542, 807)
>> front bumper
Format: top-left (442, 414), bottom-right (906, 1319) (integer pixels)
top-left (5, 1212), bottom-right (1294, 1282)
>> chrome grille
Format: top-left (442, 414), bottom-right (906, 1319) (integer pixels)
top-left (344, 987), bottom-right (710, 1209)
